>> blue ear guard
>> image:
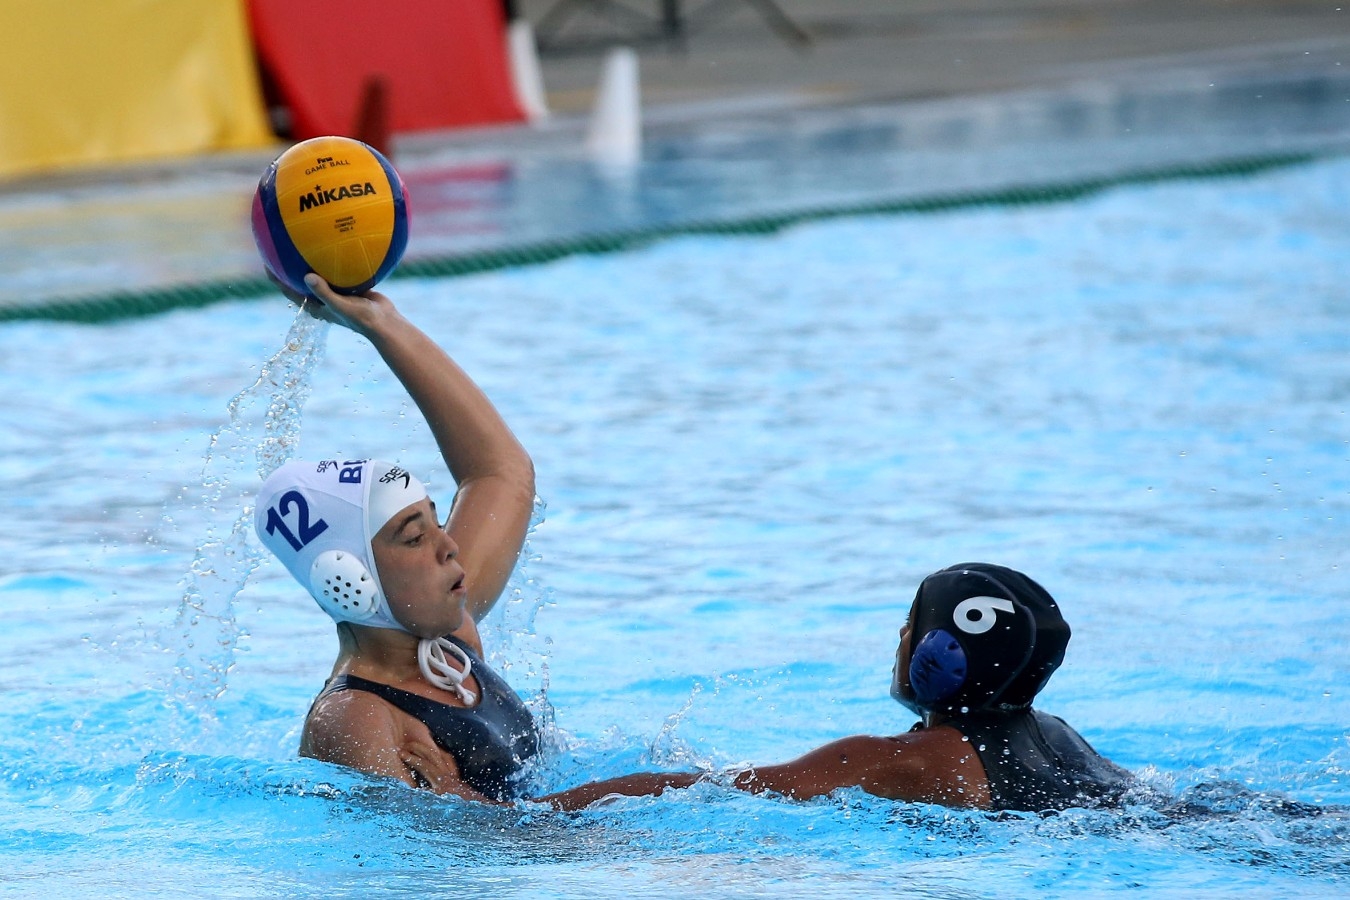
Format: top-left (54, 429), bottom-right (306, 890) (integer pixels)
top-left (909, 629), bottom-right (968, 706)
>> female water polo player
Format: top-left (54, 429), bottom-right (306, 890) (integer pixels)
top-left (254, 274), bottom-right (540, 801)
top-left (531, 563), bottom-right (1135, 812)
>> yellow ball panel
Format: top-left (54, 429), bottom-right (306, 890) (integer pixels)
top-left (271, 137), bottom-right (398, 289)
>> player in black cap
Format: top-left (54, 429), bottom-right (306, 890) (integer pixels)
top-left (885, 562), bottom-right (1134, 811)
top-left (531, 563), bottom-right (1135, 812)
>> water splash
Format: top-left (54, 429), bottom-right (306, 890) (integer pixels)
top-left (483, 495), bottom-right (563, 786)
top-left (648, 681), bottom-right (710, 770)
top-left (483, 495), bottom-right (554, 676)
top-left (164, 309), bottom-right (330, 726)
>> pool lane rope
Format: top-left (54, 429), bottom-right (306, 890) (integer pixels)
top-left (2, 151), bottom-right (1321, 325)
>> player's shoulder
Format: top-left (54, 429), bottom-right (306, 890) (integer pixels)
top-left (302, 684), bottom-right (402, 761)
top-left (835, 727), bottom-right (987, 805)
top-left (838, 730), bottom-right (951, 767)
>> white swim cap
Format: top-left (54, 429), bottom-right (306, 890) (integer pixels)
top-left (254, 459), bottom-right (429, 631)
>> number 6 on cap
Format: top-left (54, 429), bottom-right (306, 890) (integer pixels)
top-left (953, 596), bottom-right (1015, 635)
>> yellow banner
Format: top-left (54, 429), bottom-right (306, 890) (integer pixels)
top-left (0, 0), bottom-right (274, 179)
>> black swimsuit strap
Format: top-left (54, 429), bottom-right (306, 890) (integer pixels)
top-left (317, 633), bottom-right (482, 713)
top-left (323, 672), bottom-right (462, 719)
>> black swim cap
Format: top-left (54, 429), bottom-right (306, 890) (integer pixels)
top-left (897, 563), bottom-right (1070, 715)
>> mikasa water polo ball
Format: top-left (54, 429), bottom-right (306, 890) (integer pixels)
top-left (251, 136), bottom-right (409, 299)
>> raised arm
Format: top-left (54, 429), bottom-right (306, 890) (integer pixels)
top-left (303, 276), bottom-right (536, 635)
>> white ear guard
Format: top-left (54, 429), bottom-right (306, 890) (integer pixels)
top-left (310, 550), bottom-right (383, 622)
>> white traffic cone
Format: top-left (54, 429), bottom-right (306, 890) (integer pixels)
top-left (586, 47), bottom-right (641, 167)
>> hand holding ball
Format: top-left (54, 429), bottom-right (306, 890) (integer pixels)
top-left (252, 136), bottom-right (409, 301)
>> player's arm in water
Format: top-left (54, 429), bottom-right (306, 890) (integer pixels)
top-left (301, 274), bottom-right (535, 658)
top-left (536, 729), bottom-right (989, 811)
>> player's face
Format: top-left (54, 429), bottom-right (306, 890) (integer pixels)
top-left (371, 498), bottom-right (468, 637)
top-left (889, 602), bottom-right (918, 705)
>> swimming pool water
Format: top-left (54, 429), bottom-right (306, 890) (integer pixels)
top-left (2, 155), bottom-right (1349, 896)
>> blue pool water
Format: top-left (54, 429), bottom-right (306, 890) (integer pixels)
top-left (2, 154), bottom-right (1349, 896)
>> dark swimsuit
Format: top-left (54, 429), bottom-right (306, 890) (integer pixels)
top-left (316, 636), bottom-right (540, 800)
top-left (935, 709), bottom-right (1135, 812)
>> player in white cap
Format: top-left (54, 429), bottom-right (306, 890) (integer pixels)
top-left (255, 274), bottom-right (538, 801)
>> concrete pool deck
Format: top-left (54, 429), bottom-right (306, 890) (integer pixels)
top-left (514, 0), bottom-right (1350, 114)
top-left (1, 0), bottom-right (1348, 315)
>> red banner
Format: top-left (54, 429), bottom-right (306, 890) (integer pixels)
top-left (248, 0), bottom-right (524, 141)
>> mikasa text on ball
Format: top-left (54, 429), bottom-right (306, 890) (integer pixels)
top-left (252, 136), bottom-right (409, 299)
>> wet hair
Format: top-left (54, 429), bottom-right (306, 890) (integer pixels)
top-left (899, 563), bottom-right (1070, 715)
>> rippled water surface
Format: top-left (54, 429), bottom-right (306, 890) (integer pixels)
top-left (2, 156), bottom-right (1349, 897)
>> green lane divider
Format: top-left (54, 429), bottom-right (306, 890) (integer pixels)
top-left (1, 150), bottom-right (1320, 325)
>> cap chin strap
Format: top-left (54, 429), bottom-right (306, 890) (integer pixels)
top-left (417, 636), bottom-right (477, 706)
